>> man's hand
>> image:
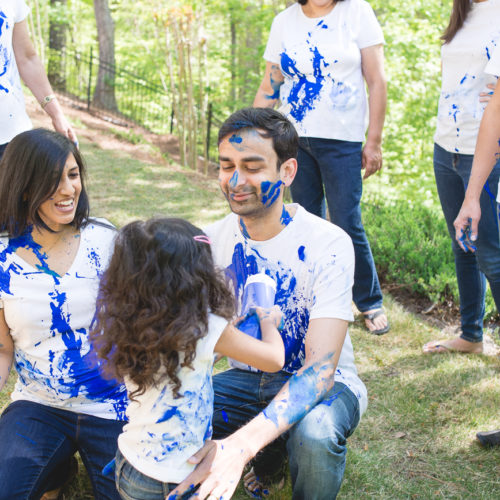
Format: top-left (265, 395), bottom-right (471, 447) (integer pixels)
top-left (166, 438), bottom-right (252, 500)
top-left (454, 199), bottom-right (481, 252)
top-left (362, 141), bottom-right (382, 179)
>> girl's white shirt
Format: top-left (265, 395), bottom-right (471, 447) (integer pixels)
top-left (434, 0), bottom-right (500, 154)
top-left (118, 313), bottom-right (227, 483)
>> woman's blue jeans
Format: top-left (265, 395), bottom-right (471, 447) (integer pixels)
top-left (433, 143), bottom-right (500, 342)
top-left (291, 137), bottom-right (383, 312)
top-left (213, 369), bottom-right (360, 500)
top-left (0, 400), bottom-right (124, 500)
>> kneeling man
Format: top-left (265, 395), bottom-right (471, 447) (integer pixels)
top-left (169, 107), bottom-right (367, 500)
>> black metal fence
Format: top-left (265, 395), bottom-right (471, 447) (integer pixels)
top-left (50, 47), bottom-right (174, 134)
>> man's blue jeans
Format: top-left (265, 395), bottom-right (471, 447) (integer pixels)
top-left (0, 400), bottom-right (124, 500)
top-left (291, 137), bottom-right (383, 312)
top-left (434, 143), bottom-right (500, 342)
top-left (213, 369), bottom-right (360, 500)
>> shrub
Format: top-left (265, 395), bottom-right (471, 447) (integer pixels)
top-left (363, 198), bottom-right (497, 321)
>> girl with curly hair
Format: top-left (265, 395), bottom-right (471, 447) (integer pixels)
top-left (92, 217), bottom-right (284, 500)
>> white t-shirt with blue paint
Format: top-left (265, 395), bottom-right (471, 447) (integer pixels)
top-left (434, 0), bottom-right (500, 154)
top-left (485, 41), bottom-right (500, 77)
top-left (117, 314), bottom-right (227, 483)
top-left (0, 220), bottom-right (127, 420)
top-left (0, 0), bottom-right (32, 144)
top-left (206, 204), bottom-right (368, 416)
top-left (263, 0), bottom-right (384, 141)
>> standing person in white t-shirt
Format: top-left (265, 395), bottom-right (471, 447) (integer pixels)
top-left (91, 217), bottom-right (285, 500)
top-left (0, 0), bottom-right (76, 159)
top-left (254, 0), bottom-right (389, 336)
top-left (453, 47), bottom-right (500, 448)
top-left (167, 108), bottom-right (366, 500)
top-left (423, 0), bottom-right (500, 354)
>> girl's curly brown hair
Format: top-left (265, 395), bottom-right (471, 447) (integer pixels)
top-left (91, 217), bottom-right (234, 400)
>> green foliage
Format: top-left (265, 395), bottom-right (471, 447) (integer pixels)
top-left (363, 198), bottom-right (497, 320)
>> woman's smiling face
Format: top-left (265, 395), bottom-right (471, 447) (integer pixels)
top-left (37, 154), bottom-right (82, 232)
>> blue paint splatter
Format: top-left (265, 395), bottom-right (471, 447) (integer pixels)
top-left (280, 45), bottom-right (327, 122)
top-left (261, 180), bottom-right (282, 207)
top-left (229, 171), bottom-right (238, 188)
top-left (280, 205), bottom-right (292, 226)
top-left (221, 410), bottom-right (229, 422)
top-left (263, 360), bottom-right (331, 427)
top-left (15, 432), bottom-right (37, 445)
top-left (225, 242), bottom-right (310, 373)
top-left (486, 46), bottom-right (491, 60)
top-left (298, 246), bottom-right (306, 262)
top-left (239, 218), bottom-right (251, 239)
top-left (229, 134), bottom-right (244, 151)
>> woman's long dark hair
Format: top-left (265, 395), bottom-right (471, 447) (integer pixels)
top-left (91, 218), bottom-right (235, 400)
top-left (442, 0), bottom-right (472, 43)
top-left (0, 128), bottom-right (89, 236)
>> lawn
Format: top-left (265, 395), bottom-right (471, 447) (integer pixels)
top-left (1, 135), bottom-right (499, 499)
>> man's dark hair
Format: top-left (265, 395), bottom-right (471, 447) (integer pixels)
top-left (218, 107), bottom-right (299, 169)
top-left (297, 0), bottom-right (345, 5)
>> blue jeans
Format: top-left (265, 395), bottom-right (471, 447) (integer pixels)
top-left (0, 400), bottom-right (124, 500)
top-left (114, 449), bottom-right (197, 500)
top-left (291, 137), bottom-right (383, 312)
top-left (213, 369), bottom-right (360, 500)
top-left (434, 143), bottom-right (500, 342)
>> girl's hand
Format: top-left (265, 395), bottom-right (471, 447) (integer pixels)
top-left (255, 305), bottom-right (283, 330)
top-left (479, 83), bottom-right (496, 103)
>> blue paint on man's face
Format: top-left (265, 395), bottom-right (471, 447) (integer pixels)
top-left (229, 134), bottom-right (244, 151)
top-left (261, 180), bottom-right (283, 207)
top-left (229, 171), bottom-right (238, 188)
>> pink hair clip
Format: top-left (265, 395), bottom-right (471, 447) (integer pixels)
top-left (193, 235), bottom-right (212, 244)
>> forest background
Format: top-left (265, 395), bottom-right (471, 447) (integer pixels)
top-left (27, 0), bottom-right (498, 318)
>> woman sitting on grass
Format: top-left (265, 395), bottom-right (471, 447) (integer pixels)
top-left (91, 217), bottom-right (285, 500)
top-left (0, 129), bottom-right (127, 499)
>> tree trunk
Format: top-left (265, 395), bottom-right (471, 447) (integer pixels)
top-left (48, 0), bottom-right (67, 91)
top-left (92, 0), bottom-right (118, 111)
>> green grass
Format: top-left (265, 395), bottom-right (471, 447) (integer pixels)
top-left (1, 137), bottom-right (499, 499)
